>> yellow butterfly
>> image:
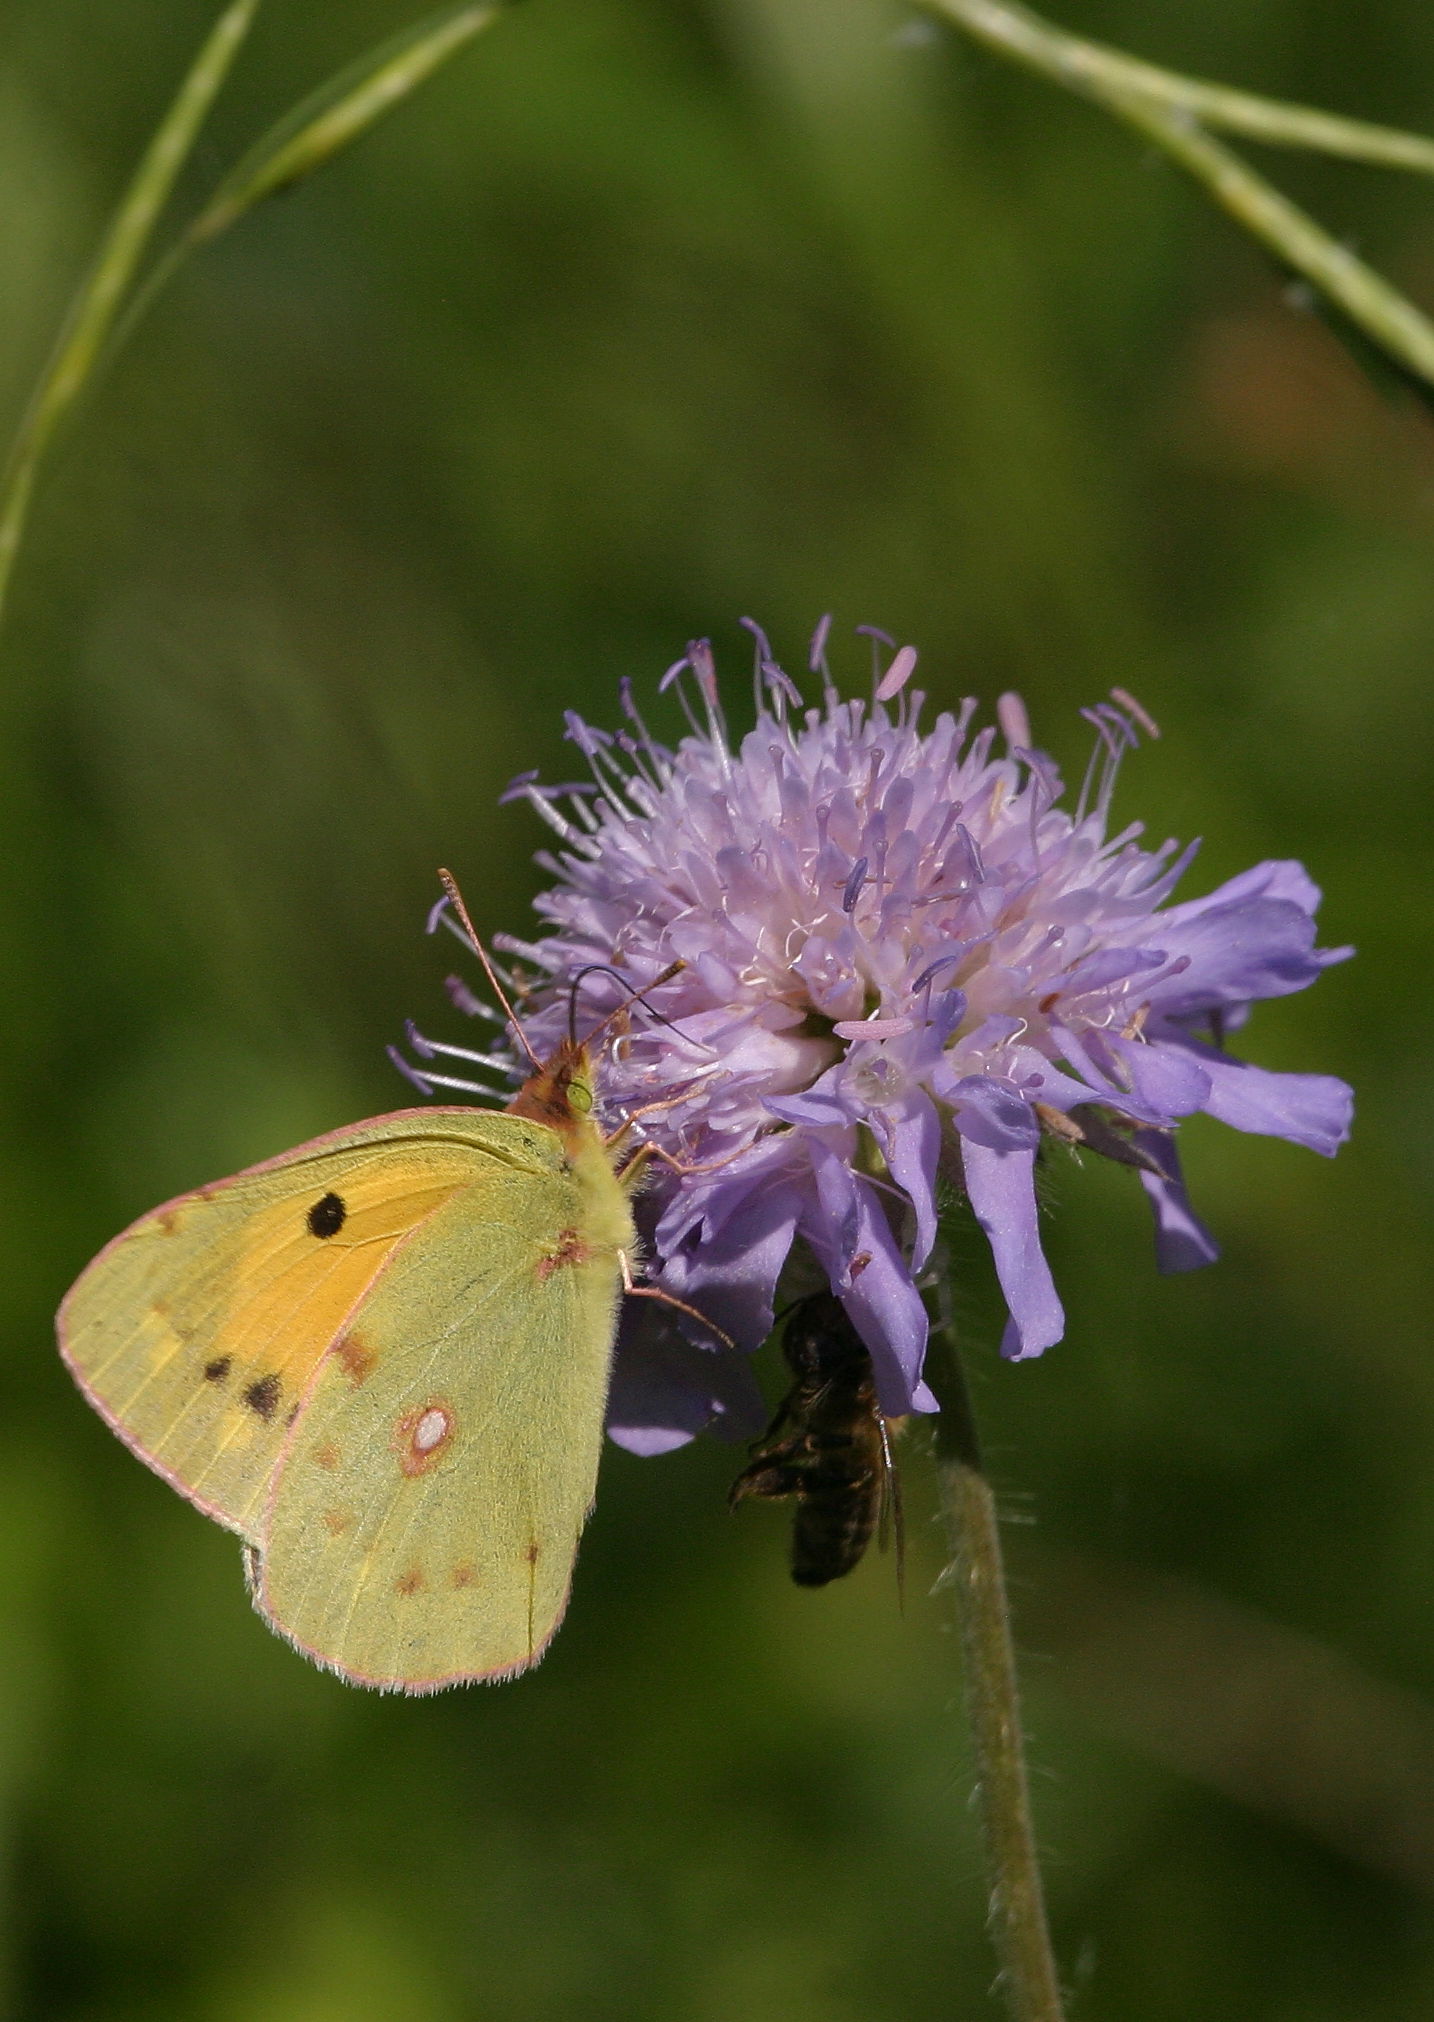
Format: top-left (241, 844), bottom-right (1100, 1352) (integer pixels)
top-left (57, 885), bottom-right (662, 1694)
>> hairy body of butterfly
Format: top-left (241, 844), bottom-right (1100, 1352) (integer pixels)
top-left (729, 1292), bottom-right (901, 1587)
top-left (58, 1041), bottom-right (636, 1693)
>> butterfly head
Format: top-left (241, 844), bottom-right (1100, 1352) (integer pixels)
top-left (506, 1040), bottom-right (599, 1142)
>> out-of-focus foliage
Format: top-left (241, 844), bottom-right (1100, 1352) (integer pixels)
top-left (1, 2), bottom-right (1430, 2016)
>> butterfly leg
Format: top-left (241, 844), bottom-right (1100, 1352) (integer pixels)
top-left (617, 1251), bottom-right (735, 1349)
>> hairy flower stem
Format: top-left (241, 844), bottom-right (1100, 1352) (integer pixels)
top-left (926, 1331), bottom-right (1066, 2022)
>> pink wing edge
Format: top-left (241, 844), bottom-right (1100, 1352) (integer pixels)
top-left (248, 1542), bottom-right (578, 1696)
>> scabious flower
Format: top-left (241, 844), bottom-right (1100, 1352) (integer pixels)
top-left (396, 624), bottom-right (1352, 1453)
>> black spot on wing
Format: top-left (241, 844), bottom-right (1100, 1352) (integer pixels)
top-left (307, 1192), bottom-right (347, 1239)
top-left (242, 1373), bottom-right (282, 1421)
top-left (203, 1356), bottom-right (232, 1384)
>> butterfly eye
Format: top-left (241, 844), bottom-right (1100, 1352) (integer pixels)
top-left (568, 1080), bottom-right (593, 1115)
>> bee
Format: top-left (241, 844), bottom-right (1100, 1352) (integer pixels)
top-left (729, 1292), bottom-right (902, 1587)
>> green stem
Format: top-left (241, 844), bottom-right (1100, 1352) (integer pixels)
top-left (926, 1331), bottom-right (1066, 2022)
top-left (923, 0), bottom-right (1434, 394)
top-left (186, 2), bottom-right (502, 246)
top-left (928, 0), bottom-right (1434, 175)
top-left (106, 3), bottom-right (505, 382)
top-left (1098, 84), bottom-right (1434, 387)
top-left (0, 1), bottom-right (506, 644)
top-left (0, 0), bottom-right (260, 626)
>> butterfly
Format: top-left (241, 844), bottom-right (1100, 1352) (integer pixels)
top-left (57, 879), bottom-right (672, 1694)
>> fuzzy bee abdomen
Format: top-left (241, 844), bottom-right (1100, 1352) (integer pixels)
top-left (789, 1471), bottom-right (882, 1585)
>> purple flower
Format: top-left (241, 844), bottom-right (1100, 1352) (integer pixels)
top-left (398, 626), bottom-right (1352, 1452)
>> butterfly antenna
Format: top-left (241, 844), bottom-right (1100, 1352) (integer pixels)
top-left (569, 959), bottom-right (687, 1047)
top-left (437, 868), bottom-right (543, 1073)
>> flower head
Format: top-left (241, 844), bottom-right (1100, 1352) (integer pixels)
top-left (397, 624), bottom-right (1352, 1453)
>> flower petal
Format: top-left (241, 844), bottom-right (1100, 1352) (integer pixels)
top-left (1129, 1128), bottom-right (1220, 1272)
top-left (959, 1137), bottom-right (1065, 1360)
top-left (607, 1319), bottom-right (768, 1454)
top-left (800, 1144), bottom-right (935, 1413)
top-left (764, 1063), bottom-right (855, 1130)
top-left (1179, 1044), bottom-right (1354, 1155)
top-left (1107, 1034), bottom-right (1212, 1118)
top-left (655, 1164), bottom-right (805, 1348)
top-left (1157, 858), bottom-right (1321, 924)
top-left (944, 1073), bottom-right (1041, 1152)
top-left (869, 1088), bottom-right (942, 1270)
top-left (1146, 898), bottom-right (1335, 1017)
top-left (998, 1046), bottom-right (1114, 1115)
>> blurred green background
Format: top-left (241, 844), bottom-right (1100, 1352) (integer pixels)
top-left (1, 1), bottom-right (1431, 2016)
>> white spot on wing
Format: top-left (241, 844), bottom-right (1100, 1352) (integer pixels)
top-left (415, 1407), bottom-right (450, 1453)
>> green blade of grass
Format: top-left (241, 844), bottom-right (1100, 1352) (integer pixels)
top-left (1100, 83), bottom-right (1434, 394)
top-left (0, 0), bottom-right (261, 628)
top-left (186, 2), bottom-right (505, 246)
top-left (106, 1), bottom-right (507, 398)
top-left (925, 0), bottom-right (1434, 395)
top-left (0, 1), bottom-right (508, 645)
top-left (931, 0), bottom-right (1434, 177)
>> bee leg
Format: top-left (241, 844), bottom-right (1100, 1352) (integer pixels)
top-left (728, 1449), bottom-right (809, 1508)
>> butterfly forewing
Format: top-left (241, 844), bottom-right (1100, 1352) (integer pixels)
top-left (57, 1110), bottom-right (587, 1546)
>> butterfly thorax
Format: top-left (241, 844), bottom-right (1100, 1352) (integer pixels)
top-left (507, 1041), bottom-right (635, 1253)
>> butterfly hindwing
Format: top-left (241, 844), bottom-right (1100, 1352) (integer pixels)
top-left (254, 1163), bottom-right (624, 1690)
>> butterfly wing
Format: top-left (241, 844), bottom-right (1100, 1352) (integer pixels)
top-left (59, 1110), bottom-right (532, 1541)
top-left (59, 1104), bottom-right (634, 1690)
top-left (254, 1156), bottom-right (627, 1690)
